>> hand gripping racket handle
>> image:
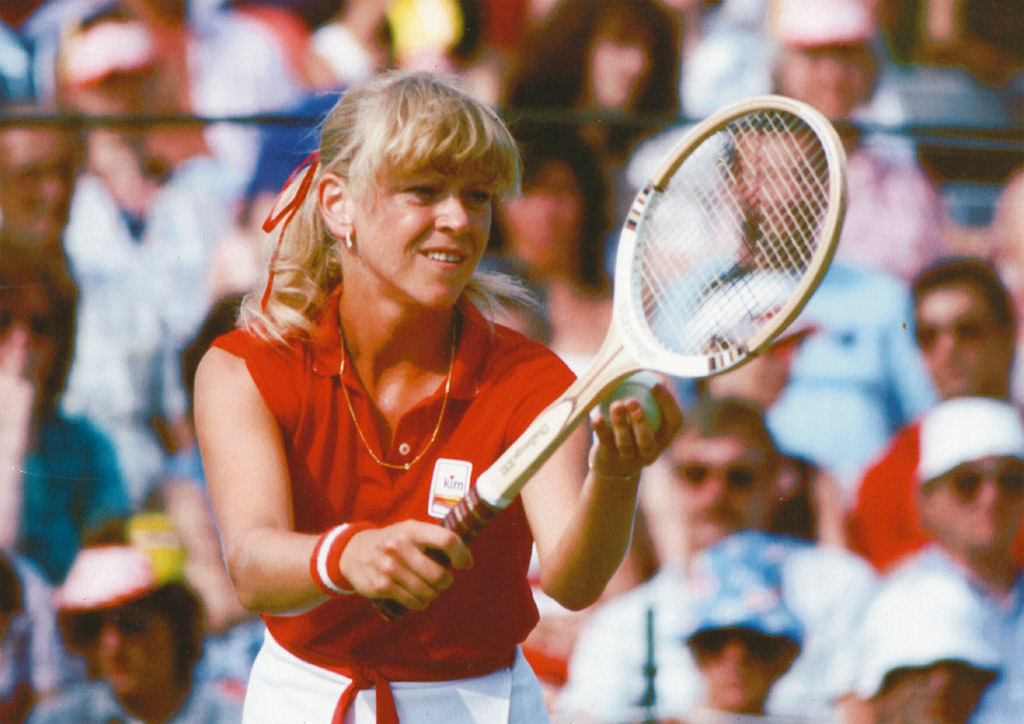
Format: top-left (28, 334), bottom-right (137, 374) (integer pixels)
top-left (372, 486), bottom-right (501, 620)
top-left (372, 338), bottom-right (639, 620)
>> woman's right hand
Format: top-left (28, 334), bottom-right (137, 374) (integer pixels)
top-left (340, 521), bottom-right (473, 611)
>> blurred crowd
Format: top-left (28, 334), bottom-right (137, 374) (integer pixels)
top-left (1, 0), bottom-right (1023, 723)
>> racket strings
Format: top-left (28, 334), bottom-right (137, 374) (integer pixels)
top-left (633, 109), bottom-right (832, 358)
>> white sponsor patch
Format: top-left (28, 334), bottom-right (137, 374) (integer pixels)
top-left (428, 458), bottom-right (473, 518)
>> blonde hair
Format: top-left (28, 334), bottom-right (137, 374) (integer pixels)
top-left (239, 71), bottom-right (525, 342)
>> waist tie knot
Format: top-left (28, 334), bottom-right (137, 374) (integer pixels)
top-left (332, 666), bottom-right (399, 724)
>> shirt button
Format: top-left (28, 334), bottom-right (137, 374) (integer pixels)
top-left (398, 443), bottom-right (411, 456)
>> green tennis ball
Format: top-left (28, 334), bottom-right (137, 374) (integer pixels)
top-left (600, 371), bottom-right (663, 432)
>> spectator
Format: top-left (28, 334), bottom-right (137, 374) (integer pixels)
top-left (51, 5), bottom-right (238, 505)
top-left (156, 294), bottom-right (265, 688)
top-left (694, 286), bottom-right (845, 546)
top-left (880, 396), bottom-right (1024, 722)
top-left (849, 257), bottom-right (1022, 572)
top-left (506, 0), bottom-right (682, 221)
top-left (671, 535), bottom-right (804, 720)
top-left (772, 0), bottom-right (947, 282)
top-left (762, 257), bottom-right (938, 494)
top-left (0, 551), bottom-right (82, 724)
top-left (492, 123), bottom-right (614, 374)
top-left (841, 564), bottom-right (1000, 724)
top-left (0, 256), bottom-right (129, 584)
top-left (872, 0), bottom-right (1022, 125)
top-left (671, 0), bottom-right (775, 117)
top-left (749, 13), bottom-right (943, 488)
top-left (309, 0), bottom-right (518, 106)
top-left (307, 0), bottom-right (392, 91)
top-left (628, 3), bottom-right (941, 492)
top-left (0, 119), bottom-right (82, 269)
top-left (26, 0), bottom-right (304, 182)
top-left (869, 1), bottom-right (1022, 256)
top-left (27, 513), bottom-right (243, 724)
top-left (556, 398), bottom-right (877, 723)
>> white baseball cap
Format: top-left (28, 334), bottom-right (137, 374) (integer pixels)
top-left (773, 0), bottom-right (876, 49)
top-left (851, 564), bottom-right (999, 699)
top-left (918, 397), bottom-right (1024, 485)
top-left (60, 19), bottom-right (158, 89)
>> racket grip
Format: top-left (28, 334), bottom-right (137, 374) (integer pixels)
top-left (372, 487), bottom-right (502, 621)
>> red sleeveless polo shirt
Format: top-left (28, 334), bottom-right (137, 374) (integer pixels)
top-left (212, 296), bottom-right (575, 680)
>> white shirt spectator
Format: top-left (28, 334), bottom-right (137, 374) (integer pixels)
top-left (556, 532), bottom-right (877, 723)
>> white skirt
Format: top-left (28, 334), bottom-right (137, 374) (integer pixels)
top-left (243, 631), bottom-right (550, 724)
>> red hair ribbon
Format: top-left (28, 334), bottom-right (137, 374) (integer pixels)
top-left (260, 151), bottom-right (321, 312)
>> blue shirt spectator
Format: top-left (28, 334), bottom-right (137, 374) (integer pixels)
top-left (767, 263), bottom-right (938, 492)
top-left (19, 414), bottom-right (129, 583)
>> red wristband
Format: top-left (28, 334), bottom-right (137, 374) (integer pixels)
top-left (310, 522), bottom-right (373, 596)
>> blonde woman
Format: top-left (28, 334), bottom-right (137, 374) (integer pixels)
top-left (194, 72), bottom-right (681, 724)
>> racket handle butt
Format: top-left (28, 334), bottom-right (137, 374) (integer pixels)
top-left (373, 598), bottom-right (407, 621)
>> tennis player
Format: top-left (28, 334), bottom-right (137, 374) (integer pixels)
top-left (194, 71), bottom-right (681, 724)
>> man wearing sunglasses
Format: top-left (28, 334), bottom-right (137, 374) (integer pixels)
top-left (884, 396), bottom-right (1024, 723)
top-left (849, 257), bottom-right (1020, 573)
top-left (556, 397), bottom-right (876, 723)
top-left (675, 532), bottom-right (804, 721)
top-left (26, 515), bottom-right (242, 724)
top-left (844, 563), bottom-right (1001, 724)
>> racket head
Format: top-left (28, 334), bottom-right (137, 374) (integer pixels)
top-left (613, 95), bottom-right (846, 378)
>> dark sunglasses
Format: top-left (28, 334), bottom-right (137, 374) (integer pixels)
top-left (689, 628), bottom-right (790, 663)
top-left (944, 460), bottom-right (1024, 502)
top-left (66, 606), bottom-right (157, 645)
top-left (678, 463), bottom-right (760, 490)
top-left (914, 317), bottom-right (993, 352)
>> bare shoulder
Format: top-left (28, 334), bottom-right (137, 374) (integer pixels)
top-left (196, 346), bottom-right (253, 394)
top-left (194, 346), bottom-right (269, 424)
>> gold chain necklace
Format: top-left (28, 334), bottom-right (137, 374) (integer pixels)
top-left (338, 323), bottom-right (456, 471)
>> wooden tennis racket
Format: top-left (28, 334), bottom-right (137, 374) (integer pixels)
top-left (374, 95), bottom-right (847, 619)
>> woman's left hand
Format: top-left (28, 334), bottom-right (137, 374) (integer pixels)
top-left (587, 382), bottom-right (683, 480)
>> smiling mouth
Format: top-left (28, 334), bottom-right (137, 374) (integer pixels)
top-left (424, 251), bottom-right (463, 263)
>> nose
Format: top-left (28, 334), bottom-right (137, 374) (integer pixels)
top-left (617, 44), bottom-right (647, 76)
top-left (436, 193), bottom-right (470, 232)
top-left (812, 53), bottom-right (849, 81)
top-left (923, 665), bottom-right (954, 695)
top-left (930, 329), bottom-right (958, 357)
top-left (98, 620), bottom-right (125, 652)
top-left (700, 471), bottom-right (731, 503)
top-left (974, 478), bottom-right (1001, 510)
top-left (719, 638), bottom-right (751, 666)
top-left (38, 175), bottom-right (62, 202)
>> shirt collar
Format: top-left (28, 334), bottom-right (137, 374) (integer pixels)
top-left (310, 291), bottom-right (491, 402)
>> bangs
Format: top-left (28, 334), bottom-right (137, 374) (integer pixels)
top-left (346, 74), bottom-right (521, 198)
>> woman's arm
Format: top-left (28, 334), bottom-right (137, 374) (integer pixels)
top-left (194, 347), bottom-right (472, 614)
top-left (194, 347), bottom-right (322, 613)
top-left (521, 385), bottom-right (682, 611)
